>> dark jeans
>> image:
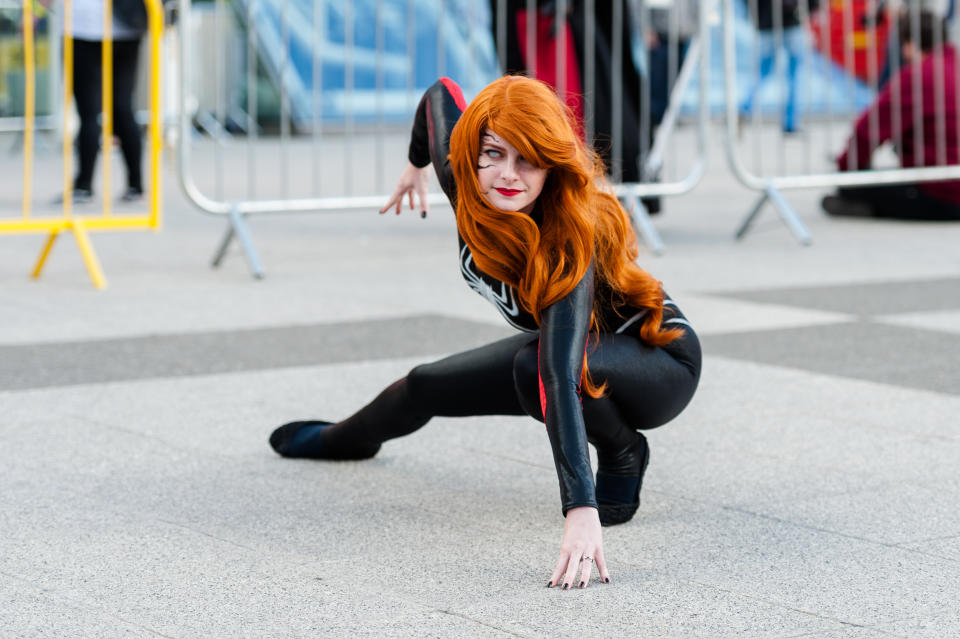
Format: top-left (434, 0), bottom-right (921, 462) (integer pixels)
top-left (72, 38), bottom-right (143, 192)
top-left (839, 184), bottom-right (960, 221)
top-left (649, 34), bottom-right (691, 128)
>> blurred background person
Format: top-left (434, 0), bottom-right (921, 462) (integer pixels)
top-left (865, 0), bottom-right (955, 87)
top-left (739, 0), bottom-right (821, 134)
top-left (645, 0), bottom-right (699, 130)
top-left (59, 0), bottom-right (147, 203)
top-left (490, 0), bottom-right (661, 211)
top-left (822, 11), bottom-right (960, 220)
top-left (876, 0), bottom-right (955, 20)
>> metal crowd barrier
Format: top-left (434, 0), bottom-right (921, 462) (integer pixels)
top-left (0, 0), bottom-right (165, 289)
top-left (177, 0), bottom-right (711, 278)
top-left (723, 0), bottom-right (960, 244)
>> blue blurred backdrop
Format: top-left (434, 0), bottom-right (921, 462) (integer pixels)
top-left (233, 0), bottom-right (874, 127)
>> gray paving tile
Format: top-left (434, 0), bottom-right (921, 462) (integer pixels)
top-left (670, 294), bottom-right (856, 336)
top-left (686, 358), bottom-right (960, 441)
top-left (607, 502), bottom-right (960, 627)
top-left (640, 358), bottom-right (959, 512)
top-left (876, 609), bottom-right (960, 639)
top-left (6, 442), bottom-right (833, 638)
top-left (1, 515), bottom-right (519, 638)
top-left (0, 575), bottom-right (159, 639)
top-left (876, 309), bottom-right (960, 337)
top-left (701, 323), bottom-right (960, 396)
top-left (5, 136), bottom-right (960, 637)
top-left (708, 412), bottom-right (957, 487)
top-left (741, 481), bottom-right (960, 546)
top-left (0, 357), bottom-right (424, 460)
top-left (651, 443), bottom-right (895, 510)
top-left (0, 363), bottom-right (920, 638)
top-left (899, 535), bottom-right (960, 561)
top-left (0, 314), bottom-right (514, 391)
top-left (714, 277), bottom-right (960, 316)
top-left (786, 628), bottom-right (907, 638)
top-left (318, 566), bottom-right (842, 639)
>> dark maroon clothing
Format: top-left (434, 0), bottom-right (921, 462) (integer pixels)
top-left (837, 45), bottom-right (960, 205)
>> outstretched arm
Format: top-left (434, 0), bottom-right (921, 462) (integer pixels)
top-left (381, 78), bottom-right (467, 216)
top-left (539, 263), bottom-right (597, 515)
top-left (538, 262), bottom-right (612, 589)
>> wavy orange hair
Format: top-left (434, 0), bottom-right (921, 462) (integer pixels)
top-left (449, 75), bottom-right (683, 397)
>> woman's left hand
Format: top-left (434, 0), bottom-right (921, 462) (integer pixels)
top-left (379, 162), bottom-right (431, 217)
top-left (547, 506), bottom-right (610, 589)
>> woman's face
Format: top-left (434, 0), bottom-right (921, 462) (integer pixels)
top-left (476, 128), bottom-right (548, 214)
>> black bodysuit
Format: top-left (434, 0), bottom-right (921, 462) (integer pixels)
top-left (273, 79), bottom-right (701, 517)
top-left (407, 78), bottom-right (700, 512)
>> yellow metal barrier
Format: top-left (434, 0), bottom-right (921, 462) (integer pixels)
top-left (0, 0), bottom-right (164, 289)
top-left (22, 0), bottom-right (35, 219)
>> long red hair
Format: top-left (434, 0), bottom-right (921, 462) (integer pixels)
top-left (449, 75), bottom-right (683, 397)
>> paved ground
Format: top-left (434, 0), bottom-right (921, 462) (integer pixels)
top-left (2, 124), bottom-right (959, 638)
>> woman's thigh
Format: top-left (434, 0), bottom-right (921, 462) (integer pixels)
top-left (406, 332), bottom-right (537, 417)
top-left (586, 329), bottom-right (701, 429)
top-left (512, 328), bottom-right (701, 430)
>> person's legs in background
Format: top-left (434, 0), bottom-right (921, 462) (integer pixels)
top-left (739, 30), bottom-right (776, 122)
top-left (648, 32), bottom-right (671, 127)
top-left (649, 32), bottom-right (691, 128)
top-left (71, 39), bottom-right (102, 199)
top-left (782, 25), bottom-right (807, 133)
top-left (112, 38), bottom-right (144, 199)
top-left (573, 0), bottom-right (661, 212)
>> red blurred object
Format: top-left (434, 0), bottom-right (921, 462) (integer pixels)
top-left (810, 0), bottom-right (892, 82)
top-left (515, 10), bottom-right (584, 126)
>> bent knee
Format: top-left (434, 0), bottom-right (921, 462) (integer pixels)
top-left (405, 363), bottom-right (434, 407)
top-left (512, 342), bottom-right (543, 421)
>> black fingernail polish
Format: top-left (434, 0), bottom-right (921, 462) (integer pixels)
top-left (562, 583), bottom-right (569, 590)
top-left (579, 581), bottom-right (585, 588)
top-left (546, 581), bottom-right (552, 588)
top-left (604, 577), bottom-right (610, 584)
top-left (421, 210), bottom-right (427, 218)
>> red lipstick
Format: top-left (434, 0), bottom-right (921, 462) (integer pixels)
top-left (495, 188), bottom-right (522, 196)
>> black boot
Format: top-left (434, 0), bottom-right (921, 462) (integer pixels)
top-left (595, 431), bottom-right (649, 526)
top-left (269, 421), bottom-right (380, 460)
top-left (269, 378), bottom-right (428, 460)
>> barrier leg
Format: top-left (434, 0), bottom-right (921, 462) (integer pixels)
top-left (212, 206), bottom-right (264, 279)
top-left (735, 183), bottom-right (812, 246)
top-left (71, 220), bottom-right (108, 289)
top-left (31, 230), bottom-right (60, 279)
top-left (766, 184), bottom-right (812, 246)
top-left (211, 224), bottom-right (235, 268)
top-left (627, 195), bottom-right (665, 256)
top-left (735, 192), bottom-right (769, 240)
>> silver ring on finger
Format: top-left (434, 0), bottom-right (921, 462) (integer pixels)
top-left (581, 556), bottom-right (594, 563)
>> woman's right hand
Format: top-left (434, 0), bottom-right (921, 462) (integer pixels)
top-left (547, 506), bottom-right (610, 590)
top-left (380, 162), bottom-right (432, 218)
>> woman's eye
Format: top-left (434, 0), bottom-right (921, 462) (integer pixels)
top-left (483, 149), bottom-right (501, 159)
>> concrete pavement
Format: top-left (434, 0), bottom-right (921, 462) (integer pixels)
top-left (2, 124), bottom-right (959, 637)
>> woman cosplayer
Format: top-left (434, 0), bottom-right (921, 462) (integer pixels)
top-left (270, 76), bottom-right (701, 590)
